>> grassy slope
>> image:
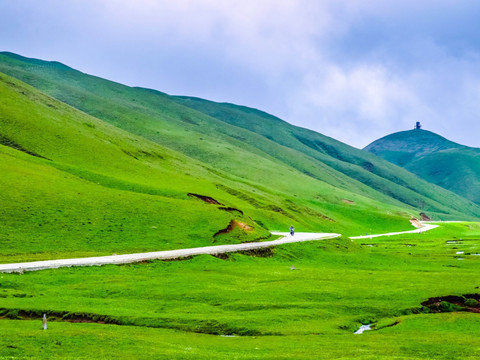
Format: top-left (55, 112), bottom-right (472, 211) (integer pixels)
top-left (1, 222), bottom-right (479, 359)
top-left (0, 70), bottom-right (420, 262)
top-left (0, 72), bottom-right (278, 262)
top-left (365, 129), bottom-right (480, 205)
top-left (407, 149), bottom-right (480, 205)
top-left (0, 52), bottom-right (479, 224)
top-left (173, 96), bottom-right (480, 218)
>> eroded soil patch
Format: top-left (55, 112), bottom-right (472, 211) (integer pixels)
top-left (419, 212), bottom-right (431, 221)
top-left (213, 220), bottom-right (253, 237)
top-left (238, 247), bottom-right (275, 258)
top-left (218, 207), bottom-right (244, 215)
top-left (421, 294), bottom-right (480, 313)
top-left (211, 253), bottom-right (230, 260)
top-left (409, 218), bottom-right (422, 228)
top-left (187, 193), bottom-right (223, 205)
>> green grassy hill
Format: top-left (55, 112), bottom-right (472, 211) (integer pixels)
top-left (365, 129), bottom-right (480, 205)
top-left (1, 52), bottom-right (479, 262)
top-left (2, 53), bottom-right (480, 360)
top-left (0, 71), bottom-right (275, 262)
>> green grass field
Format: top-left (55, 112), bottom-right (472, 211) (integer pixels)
top-left (1, 222), bottom-right (479, 359)
top-left (1, 52), bottom-right (480, 358)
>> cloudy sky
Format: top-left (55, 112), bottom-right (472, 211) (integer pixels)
top-left (2, 0), bottom-right (480, 148)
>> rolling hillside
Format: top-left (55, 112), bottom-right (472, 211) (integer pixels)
top-left (365, 129), bottom-right (480, 205)
top-left (1, 52), bottom-right (480, 261)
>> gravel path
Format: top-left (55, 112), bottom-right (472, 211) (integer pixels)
top-left (349, 223), bottom-right (438, 240)
top-left (0, 232), bottom-right (340, 273)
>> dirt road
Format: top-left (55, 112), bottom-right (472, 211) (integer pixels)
top-left (349, 222), bottom-right (438, 240)
top-left (0, 232), bottom-right (340, 273)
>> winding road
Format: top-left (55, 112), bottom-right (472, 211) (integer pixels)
top-left (0, 222), bottom-right (440, 273)
top-left (0, 232), bottom-right (340, 273)
top-left (349, 223), bottom-right (439, 240)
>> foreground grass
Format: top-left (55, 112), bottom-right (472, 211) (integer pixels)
top-left (1, 314), bottom-right (479, 359)
top-left (1, 223), bottom-right (480, 358)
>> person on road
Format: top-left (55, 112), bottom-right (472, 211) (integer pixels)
top-left (290, 225), bottom-right (295, 236)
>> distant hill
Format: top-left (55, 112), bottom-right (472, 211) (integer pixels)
top-left (365, 129), bottom-right (480, 205)
top-left (1, 52), bottom-right (480, 260)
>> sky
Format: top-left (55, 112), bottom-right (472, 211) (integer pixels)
top-left (1, 0), bottom-right (480, 148)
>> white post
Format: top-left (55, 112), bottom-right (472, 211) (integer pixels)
top-left (42, 314), bottom-right (47, 330)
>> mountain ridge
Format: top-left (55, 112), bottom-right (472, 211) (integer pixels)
top-left (364, 128), bottom-right (480, 205)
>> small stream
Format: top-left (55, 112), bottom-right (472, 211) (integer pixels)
top-left (354, 324), bottom-right (372, 334)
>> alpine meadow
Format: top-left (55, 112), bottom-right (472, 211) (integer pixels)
top-left (1, 52), bottom-right (480, 359)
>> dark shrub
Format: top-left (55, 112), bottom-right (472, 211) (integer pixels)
top-left (465, 298), bottom-right (479, 307)
top-left (5, 309), bottom-right (19, 319)
top-left (440, 301), bottom-right (463, 312)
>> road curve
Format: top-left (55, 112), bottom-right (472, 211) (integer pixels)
top-left (0, 232), bottom-right (340, 273)
top-left (349, 223), bottom-right (439, 240)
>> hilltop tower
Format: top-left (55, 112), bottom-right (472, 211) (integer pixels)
top-left (415, 122), bottom-right (422, 130)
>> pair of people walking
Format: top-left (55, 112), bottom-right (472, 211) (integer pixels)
top-left (290, 225), bottom-right (295, 236)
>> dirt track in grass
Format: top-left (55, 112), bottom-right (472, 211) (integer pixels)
top-left (0, 232), bottom-right (340, 273)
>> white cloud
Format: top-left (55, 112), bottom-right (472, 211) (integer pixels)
top-left (3, 0), bottom-right (480, 148)
top-left (96, 0), bottom-right (332, 73)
